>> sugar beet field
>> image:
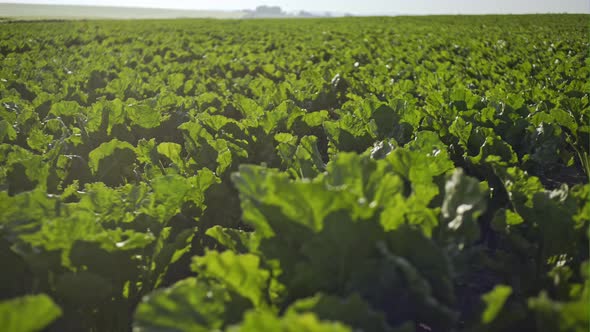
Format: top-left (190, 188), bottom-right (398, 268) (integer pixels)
top-left (0, 14), bottom-right (589, 332)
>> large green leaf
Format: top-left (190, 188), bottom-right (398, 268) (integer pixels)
top-left (292, 136), bottom-right (325, 179)
top-left (191, 251), bottom-right (271, 307)
top-left (157, 142), bottom-right (184, 169)
top-left (0, 119), bottom-right (17, 142)
top-left (126, 102), bottom-right (161, 129)
top-left (323, 114), bottom-right (375, 154)
top-left (134, 277), bottom-right (251, 332)
top-left (324, 152), bottom-right (404, 210)
top-left (148, 174), bottom-right (192, 222)
top-left (0, 294), bottom-right (62, 332)
top-left (19, 208), bottom-right (154, 267)
top-left (481, 285), bottom-right (512, 324)
top-left (88, 138), bottom-right (136, 186)
top-left (227, 310), bottom-right (352, 332)
top-left (49, 100), bottom-right (82, 118)
top-left (88, 139), bottom-right (135, 174)
top-left (232, 164), bottom-right (351, 234)
top-left (206, 226), bottom-right (257, 253)
top-left (5, 146), bottom-right (50, 193)
top-left (150, 227), bottom-right (197, 289)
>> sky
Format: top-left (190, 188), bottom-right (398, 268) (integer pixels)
top-left (3, 0), bottom-right (589, 14)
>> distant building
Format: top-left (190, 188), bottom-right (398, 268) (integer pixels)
top-left (243, 5), bottom-right (286, 18)
top-left (297, 10), bottom-right (315, 17)
top-left (242, 6), bottom-right (346, 19)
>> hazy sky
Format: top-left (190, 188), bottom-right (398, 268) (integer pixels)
top-left (4, 0), bottom-right (590, 14)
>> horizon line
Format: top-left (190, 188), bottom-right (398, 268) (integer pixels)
top-left (1, 1), bottom-right (589, 15)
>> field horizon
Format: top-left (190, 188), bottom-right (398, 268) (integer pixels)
top-left (1, 13), bottom-right (588, 332)
top-left (0, 3), bottom-right (248, 20)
